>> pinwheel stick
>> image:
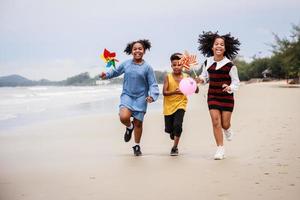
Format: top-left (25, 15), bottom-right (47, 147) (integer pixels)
top-left (189, 65), bottom-right (198, 78)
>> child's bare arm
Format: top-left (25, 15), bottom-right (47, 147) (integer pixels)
top-left (163, 76), bottom-right (182, 96)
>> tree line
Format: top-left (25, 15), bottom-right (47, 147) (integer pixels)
top-left (234, 24), bottom-right (300, 83)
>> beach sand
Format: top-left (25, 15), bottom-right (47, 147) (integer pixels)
top-left (0, 81), bottom-right (300, 200)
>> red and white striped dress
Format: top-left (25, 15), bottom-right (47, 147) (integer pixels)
top-left (206, 61), bottom-right (235, 112)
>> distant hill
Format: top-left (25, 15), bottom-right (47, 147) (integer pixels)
top-left (0, 74), bottom-right (35, 86)
top-left (0, 70), bottom-right (167, 87)
top-left (0, 72), bottom-right (105, 87)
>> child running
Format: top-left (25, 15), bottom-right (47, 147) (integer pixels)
top-left (100, 39), bottom-right (159, 156)
top-left (163, 53), bottom-right (198, 156)
top-left (197, 31), bottom-right (240, 160)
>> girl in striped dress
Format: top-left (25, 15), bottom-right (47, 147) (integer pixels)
top-left (197, 32), bottom-right (240, 160)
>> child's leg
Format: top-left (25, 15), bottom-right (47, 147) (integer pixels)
top-left (172, 109), bottom-right (185, 148)
top-left (221, 111), bottom-right (233, 141)
top-left (164, 115), bottom-right (174, 139)
top-left (209, 109), bottom-right (223, 146)
top-left (221, 111), bottom-right (232, 130)
top-left (119, 107), bottom-right (132, 127)
top-left (133, 118), bottom-right (143, 144)
top-left (173, 136), bottom-right (180, 147)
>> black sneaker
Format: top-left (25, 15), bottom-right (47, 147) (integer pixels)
top-left (170, 147), bottom-right (178, 156)
top-left (170, 133), bottom-right (175, 140)
top-left (124, 122), bottom-right (134, 142)
top-left (132, 145), bottom-right (142, 156)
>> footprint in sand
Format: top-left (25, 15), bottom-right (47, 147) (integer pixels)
top-left (278, 172), bottom-right (288, 174)
top-left (272, 186), bottom-right (281, 190)
top-left (218, 193), bottom-right (230, 198)
top-left (275, 163), bottom-right (288, 167)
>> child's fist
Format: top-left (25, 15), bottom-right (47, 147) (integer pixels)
top-left (100, 72), bottom-right (107, 79)
top-left (195, 77), bottom-right (204, 84)
top-left (174, 88), bottom-right (183, 94)
top-left (146, 96), bottom-right (154, 103)
top-left (222, 84), bottom-right (232, 93)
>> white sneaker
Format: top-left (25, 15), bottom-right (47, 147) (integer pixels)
top-left (214, 146), bottom-right (225, 160)
top-left (224, 128), bottom-right (233, 141)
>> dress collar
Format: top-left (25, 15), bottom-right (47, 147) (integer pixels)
top-left (132, 59), bottom-right (145, 65)
top-left (206, 56), bottom-right (231, 70)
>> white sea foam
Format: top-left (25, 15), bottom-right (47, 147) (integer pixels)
top-left (0, 114), bottom-right (17, 121)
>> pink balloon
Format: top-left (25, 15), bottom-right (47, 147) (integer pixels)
top-left (179, 77), bottom-right (197, 95)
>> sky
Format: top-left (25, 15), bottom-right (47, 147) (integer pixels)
top-left (0, 0), bottom-right (299, 80)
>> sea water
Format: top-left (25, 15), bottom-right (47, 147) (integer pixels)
top-left (0, 85), bottom-right (163, 131)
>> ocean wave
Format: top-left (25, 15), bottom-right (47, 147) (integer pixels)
top-left (0, 114), bottom-right (17, 121)
top-left (27, 87), bottom-right (48, 91)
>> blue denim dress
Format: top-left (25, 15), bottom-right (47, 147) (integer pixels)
top-left (106, 59), bottom-right (159, 121)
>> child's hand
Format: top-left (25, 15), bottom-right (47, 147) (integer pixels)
top-left (146, 96), bottom-right (154, 103)
top-left (195, 77), bottom-right (204, 84)
top-left (222, 84), bottom-right (232, 93)
top-left (100, 72), bottom-right (107, 79)
top-left (174, 88), bottom-right (183, 95)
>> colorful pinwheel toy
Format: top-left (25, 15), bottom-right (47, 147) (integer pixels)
top-left (100, 48), bottom-right (119, 69)
top-left (179, 51), bottom-right (199, 77)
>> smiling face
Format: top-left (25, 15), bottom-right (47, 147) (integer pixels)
top-left (132, 42), bottom-right (145, 62)
top-left (212, 37), bottom-right (225, 58)
top-left (171, 59), bottom-right (183, 75)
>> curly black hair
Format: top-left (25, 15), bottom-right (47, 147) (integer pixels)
top-left (124, 39), bottom-right (151, 55)
top-left (198, 31), bottom-right (240, 59)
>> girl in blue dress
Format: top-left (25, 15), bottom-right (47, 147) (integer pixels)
top-left (100, 39), bottom-right (159, 156)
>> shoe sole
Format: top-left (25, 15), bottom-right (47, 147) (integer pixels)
top-left (170, 153), bottom-right (178, 156)
top-left (214, 156), bottom-right (225, 160)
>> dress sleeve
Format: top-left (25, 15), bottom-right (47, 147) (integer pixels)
top-left (147, 66), bottom-right (160, 101)
top-left (228, 65), bottom-right (240, 93)
top-left (106, 62), bottom-right (125, 79)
